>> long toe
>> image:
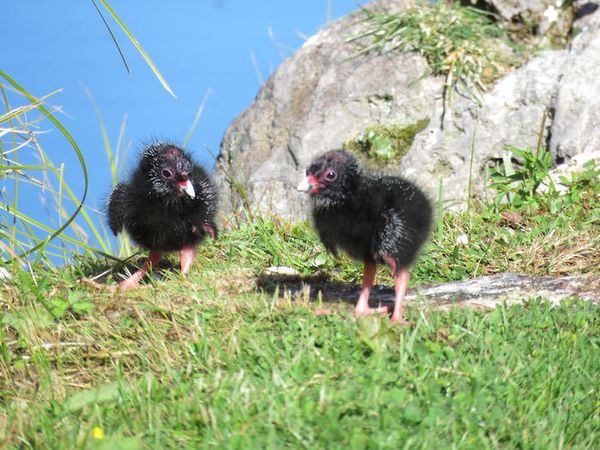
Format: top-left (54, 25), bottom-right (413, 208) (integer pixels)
top-left (118, 278), bottom-right (141, 290)
top-left (354, 304), bottom-right (390, 317)
top-left (81, 277), bottom-right (116, 292)
top-left (390, 313), bottom-right (409, 325)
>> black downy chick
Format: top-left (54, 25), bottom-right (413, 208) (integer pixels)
top-left (297, 150), bottom-right (432, 323)
top-left (108, 142), bottom-right (217, 289)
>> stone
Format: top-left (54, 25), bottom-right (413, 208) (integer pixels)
top-left (549, 8), bottom-right (600, 159)
top-left (483, 0), bottom-right (553, 21)
top-left (264, 266), bottom-right (300, 276)
top-left (539, 150), bottom-right (600, 193)
top-left (380, 0), bottom-right (600, 207)
top-left (480, 0), bottom-right (573, 36)
top-left (403, 49), bottom-right (565, 206)
top-left (406, 273), bottom-right (600, 310)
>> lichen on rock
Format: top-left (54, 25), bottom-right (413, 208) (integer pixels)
top-left (343, 119), bottom-right (430, 166)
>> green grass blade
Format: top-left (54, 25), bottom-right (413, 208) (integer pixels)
top-left (183, 90), bottom-right (212, 147)
top-left (0, 164), bottom-right (48, 171)
top-left (89, 0), bottom-right (131, 74)
top-left (0, 89), bottom-right (62, 124)
top-left (98, 0), bottom-right (177, 98)
top-left (115, 114), bottom-right (128, 178)
top-left (83, 87), bottom-right (117, 185)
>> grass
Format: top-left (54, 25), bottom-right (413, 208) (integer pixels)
top-left (1, 161), bottom-right (599, 447)
top-left (8, 290), bottom-right (600, 449)
top-left (1, 271), bottom-right (599, 448)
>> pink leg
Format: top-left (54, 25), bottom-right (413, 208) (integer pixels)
top-left (354, 261), bottom-right (390, 317)
top-left (390, 268), bottom-right (410, 323)
top-left (202, 223), bottom-right (217, 240)
top-left (180, 245), bottom-right (196, 274)
top-left (118, 250), bottom-right (162, 290)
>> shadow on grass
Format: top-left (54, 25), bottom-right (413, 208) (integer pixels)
top-left (256, 273), bottom-right (396, 308)
top-left (78, 254), bottom-right (180, 287)
top-left (256, 272), bottom-right (600, 312)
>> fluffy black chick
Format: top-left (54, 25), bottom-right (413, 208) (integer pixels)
top-left (108, 142), bottom-right (217, 289)
top-left (298, 150), bottom-right (432, 323)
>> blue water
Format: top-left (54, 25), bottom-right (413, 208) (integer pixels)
top-left (1, 0), bottom-right (360, 258)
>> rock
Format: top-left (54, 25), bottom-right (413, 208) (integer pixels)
top-left (480, 1), bottom-right (573, 36)
top-left (216, 0), bottom-right (600, 219)
top-left (483, 0), bottom-right (553, 21)
top-left (550, 8), bottom-right (600, 159)
top-left (264, 266), bottom-right (300, 276)
top-left (539, 150), bottom-right (600, 193)
top-left (403, 49), bottom-right (565, 205)
top-left (406, 273), bottom-right (600, 310)
top-left (393, 0), bottom-right (600, 207)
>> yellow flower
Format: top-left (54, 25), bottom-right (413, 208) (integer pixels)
top-left (92, 426), bottom-right (104, 440)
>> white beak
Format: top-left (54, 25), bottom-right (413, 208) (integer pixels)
top-left (297, 176), bottom-right (312, 193)
top-left (182, 179), bottom-right (196, 198)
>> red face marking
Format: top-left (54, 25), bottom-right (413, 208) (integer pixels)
top-left (307, 174), bottom-right (322, 194)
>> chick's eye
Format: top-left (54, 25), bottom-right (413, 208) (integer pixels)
top-left (161, 169), bottom-right (173, 178)
top-left (325, 170), bottom-right (337, 181)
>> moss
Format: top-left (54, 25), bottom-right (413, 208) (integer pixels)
top-left (343, 118), bottom-right (430, 166)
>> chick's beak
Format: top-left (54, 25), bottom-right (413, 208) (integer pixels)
top-left (297, 175), bottom-right (313, 193)
top-left (180, 179), bottom-right (196, 198)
